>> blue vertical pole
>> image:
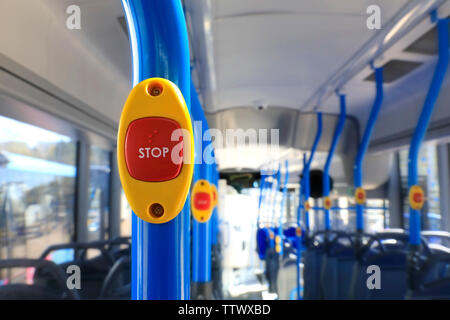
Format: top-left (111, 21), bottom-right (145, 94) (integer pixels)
top-left (210, 156), bottom-right (223, 299)
top-left (304, 113), bottom-right (323, 232)
top-left (295, 113), bottom-right (322, 299)
top-left (191, 81), bottom-right (213, 298)
top-left (211, 160), bottom-right (219, 246)
top-left (271, 165), bottom-right (281, 226)
top-left (354, 66), bottom-right (383, 236)
top-left (408, 17), bottom-right (449, 246)
top-left (121, 0), bottom-right (191, 300)
top-left (295, 153), bottom-right (307, 299)
top-left (277, 160), bottom-right (289, 256)
top-left (257, 175), bottom-right (267, 228)
top-left (297, 154), bottom-right (307, 228)
top-left (323, 95), bottom-right (346, 231)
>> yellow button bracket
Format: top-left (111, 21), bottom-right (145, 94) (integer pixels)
top-left (355, 187), bottom-right (366, 205)
top-left (211, 183), bottom-right (218, 208)
top-left (191, 179), bottom-right (214, 223)
top-left (117, 78), bottom-right (194, 224)
top-left (324, 196), bottom-right (332, 210)
top-left (304, 200), bottom-right (311, 212)
top-left (275, 235), bottom-right (282, 253)
top-left (409, 185), bottom-right (425, 210)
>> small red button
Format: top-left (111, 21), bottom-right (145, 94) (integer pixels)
top-left (194, 192), bottom-right (211, 210)
top-left (125, 117), bottom-right (183, 182)
top-left (413, 192), bottom-right (423, 203)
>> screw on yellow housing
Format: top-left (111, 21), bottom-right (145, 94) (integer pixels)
top-left (355, 187), bottom-right (366, 205)
top-left (191, 179), bottom-right (214, 223)
top-left (409, 185), bottom-right (425, 210)
top-left (117, 78), bottom-right (195, 224)
top-left (211, 184), bottom-right (218, 208)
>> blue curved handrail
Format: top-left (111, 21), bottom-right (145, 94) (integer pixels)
top-left (121, 0), bottom-right (191, 300)
top-left (323, 95), bottom-right (346, 230)
top-left (354, 67), bottom-right (383, 232)
top-left (408, 17), bottom-right (449, 245)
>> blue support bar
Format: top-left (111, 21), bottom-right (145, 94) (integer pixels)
top-left (297, 154), bottom-right (307, 227)
top-left (257, 174), bottom-right (267, 228)
top-left (191, 81), bottom-right (212, 284)
top-left (295, 153), bottom-right (307, 299)
top-left (323, 95), bottom-right (347, 230)
top-left (295, 114), bottom-right (322, 299)
top-left (353, 67), bottom-right (383, 232)
top-left (279, 161), bottom-right (289, 228)
top-left (271, 165), bottom-right (281, 225)
top-left (303, 113), bottom-right (323, 231)
top-left (211, 161), bottom-right (219, 246)
top-left (122, 0), bottom-right (191, 300)
top-left (408, 17), bottom-right (449, 245)
top-left (277, 160), bottom-right (289, 256)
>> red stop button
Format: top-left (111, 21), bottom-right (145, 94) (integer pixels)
top-left (413, 192), bottom-right (423, 203)
top-left (125, 117), bottom-right (183, 182)
top-left (194, 192), bottom-right (211, 210)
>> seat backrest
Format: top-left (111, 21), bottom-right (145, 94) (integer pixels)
top-left (350, 231), bottom-right (431, 300)
top-left (0, 259), bottom-right (79, 300)
top-left (411, 248), bottom-right (450, 299)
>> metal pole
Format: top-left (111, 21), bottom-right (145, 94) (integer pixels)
top-left (121, 0), bottom-right (191, 300)
top-left (323, 95), bottom-right (347, 231)
top-left (277, 160), bottom-right (289, 256)
top-left (296, 113), bottom-right (322, 299)
top-left (271, 165), bottom-right (281, 227)
top-left (295, 153), bottom-right (307, 300)
top-left (191, 81), bottom-right (213, 299)
top-left (257, 175), bottom-right (267, 228)
top-left (304, 113), bottom-right (323, 233)
top-left (407, 15), bottom-right (449, 291)
top-left (353, 66), bottom-right (383, 253)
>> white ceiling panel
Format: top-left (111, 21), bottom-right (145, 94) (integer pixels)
top-left (187, 0), bottom-right (410, 113)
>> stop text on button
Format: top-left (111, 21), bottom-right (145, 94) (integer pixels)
top-left (138, 147), bottom-right (170, 159)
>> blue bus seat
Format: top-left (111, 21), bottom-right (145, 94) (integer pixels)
top-left (319, 232), bottom-right (354, 299)
top-left (303, 231), bottom-right (326, 299)
top-left (350, 230), bottom-right (431, 300)
top-left (411, 244), bottom-right (450, 299)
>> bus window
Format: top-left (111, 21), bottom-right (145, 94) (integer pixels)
top-left (87, 146), bottom-right (111, 242)
top-left (120, 190), bottom-right (131, 237)
top-left (399, 142), bottom-right (441, 231)
top-left (0, 115), bottom-right (76, 280)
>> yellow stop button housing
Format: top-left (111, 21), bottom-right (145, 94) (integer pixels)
top-left (275, 235), bottom-right (282, 253)
top-left (192, 179), bottom-right (214, 223)
top-left (211, 183), bottom-right (218, 208)
top-left (304, 200), bottom-right (311, 212)
top-left (117, 78), bottom-right (194, 224)
top-left (355, 187), bottom-right (366, 205)
top-left (409, 185), bottom-right (425, 210)
top-left (324, 196), bottom-right (332, 210)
